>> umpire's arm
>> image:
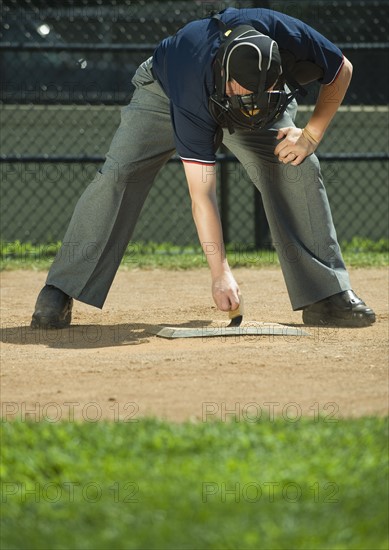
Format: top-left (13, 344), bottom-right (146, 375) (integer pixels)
top-left (183, 162), bottom-right (240, 312)
top-left (275, 56), bottom-right (353, 166)
top-left (305, 56), bottom-right (353, 142)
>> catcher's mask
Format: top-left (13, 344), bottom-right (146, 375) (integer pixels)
top-left (209, 19), bottom-right (299, 133)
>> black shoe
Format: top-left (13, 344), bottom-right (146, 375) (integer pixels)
top-left (302, 290), bottom-right (376, 328)
top-left (31, 285), bottom-right (73, 329)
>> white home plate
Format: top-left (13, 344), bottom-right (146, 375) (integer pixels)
top-left (156, 322), bottom-right (310, 339)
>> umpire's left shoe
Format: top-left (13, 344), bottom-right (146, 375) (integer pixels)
top-left (31, 285), bottom-right (73, 329)
top-left (302, 290), bottom-right (376, 328)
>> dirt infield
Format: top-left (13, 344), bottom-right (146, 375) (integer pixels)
top-left (1, 268), bottom-right (388, 422)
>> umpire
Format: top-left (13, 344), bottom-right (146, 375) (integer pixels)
top-left (31, 7), bottom-right (375, 328)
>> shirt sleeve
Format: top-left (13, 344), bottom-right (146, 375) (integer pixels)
top-left (246, 11), bottom-right (344, 85)
top-left (274, 19), bottom-right (344, 85)
top-left (170, 104), bottom-right (217, 165)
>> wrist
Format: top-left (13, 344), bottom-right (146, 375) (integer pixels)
top-left (210, 259), bottom-right (231, 279)
top-left (302, 126), bottom-right (321, 146)
top-left (304, 124), bottom-right (324, 144)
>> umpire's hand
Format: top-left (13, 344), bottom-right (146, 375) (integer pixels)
top-left (212, 271), bottom-right (240, 312)
top-left (274, 127), bottom-right (318, 166)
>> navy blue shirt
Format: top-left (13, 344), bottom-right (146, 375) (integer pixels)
top-left (152, 7), bottom-right (344, 165)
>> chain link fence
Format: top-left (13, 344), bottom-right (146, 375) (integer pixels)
top-left (1, 0), bottom-right (388, 247)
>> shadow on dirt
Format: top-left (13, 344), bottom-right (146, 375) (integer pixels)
top-left (0, 319), bottom-right (314, 349)
top-left (0, 320), bottom-right (214, 349)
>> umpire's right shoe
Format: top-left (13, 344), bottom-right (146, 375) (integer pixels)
top-left (302, 290), bottom-right (375, 328)
top-left (31, 285), bottom-right (73, 329)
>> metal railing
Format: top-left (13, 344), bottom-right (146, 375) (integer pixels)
top-left (1, 0), bottom-right (388, 245)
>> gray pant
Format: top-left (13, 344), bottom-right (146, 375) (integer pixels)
top-left (47, 57), bottom-right (351, 310)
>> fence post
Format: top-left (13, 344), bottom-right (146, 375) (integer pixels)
top-left (254, 187), bottom-right (271, 249)
top-left (219, 155), bottom-right (230, 244)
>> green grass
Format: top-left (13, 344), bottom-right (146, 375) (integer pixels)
top-left (1, 238), bottom-right (388, 271)
top-left (1, 239), bottom-right (387, 550)
top-left (1, 417), bottom-right (388, 549)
